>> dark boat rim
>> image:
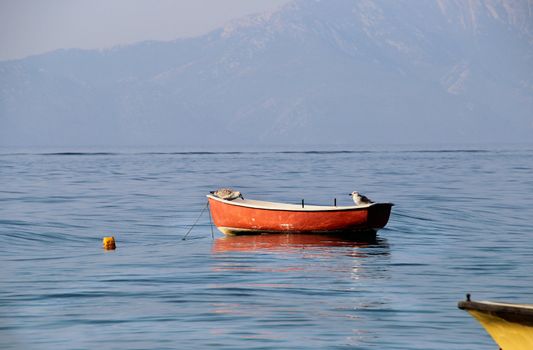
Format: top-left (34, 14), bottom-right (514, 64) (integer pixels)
top-left (458, 300), bottom-right (533, 326)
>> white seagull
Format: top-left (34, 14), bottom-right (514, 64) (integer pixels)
top-left (349, 191), bottom-right (373, 205)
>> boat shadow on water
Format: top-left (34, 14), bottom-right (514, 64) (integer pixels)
top-left (212, 231), bottom-right (390, 256)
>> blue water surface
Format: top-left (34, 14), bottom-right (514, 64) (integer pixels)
top-left (1, 146), bottom-right (532, 349)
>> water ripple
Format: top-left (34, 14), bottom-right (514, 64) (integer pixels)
top-left (1, 148), bottom-right (533, 349)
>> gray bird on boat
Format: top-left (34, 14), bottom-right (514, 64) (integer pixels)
top-left (350, 191), bottom-right (374, 205)
top-left (210, 188), bottom-right (244, 201)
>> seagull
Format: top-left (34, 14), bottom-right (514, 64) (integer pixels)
top-left (210, 188), bottom-right (244, 201)
top-left (349, 191), bottom-right (373, 205)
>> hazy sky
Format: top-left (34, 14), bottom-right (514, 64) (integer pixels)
top-left (0, 0), bottom-right (289, 60)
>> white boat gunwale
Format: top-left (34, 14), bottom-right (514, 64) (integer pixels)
top-left (207, 194), bottom-right (393, 212)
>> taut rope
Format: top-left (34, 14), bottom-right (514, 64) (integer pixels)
top-left (181, 201), bottom-right (209, 241)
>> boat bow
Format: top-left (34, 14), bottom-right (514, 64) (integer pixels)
top-left (458, 297), bottom-right (533, 350)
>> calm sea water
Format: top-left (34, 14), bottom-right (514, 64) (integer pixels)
top-left (1, 146), bottom-right (532, 349)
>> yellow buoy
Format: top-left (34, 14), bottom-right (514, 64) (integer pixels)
top-left (103, 236), bottom-right (116, 250)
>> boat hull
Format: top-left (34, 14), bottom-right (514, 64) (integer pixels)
top-left (458, 300), bottom-right (533, 350)
top-left (207, 196), bottom-right (392, 235)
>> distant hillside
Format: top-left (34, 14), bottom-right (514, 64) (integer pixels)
top-left (1, 0), bottom-right (532, 147)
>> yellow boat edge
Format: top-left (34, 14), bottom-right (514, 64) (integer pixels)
top-left (458, 297), bottom-right (533, 350)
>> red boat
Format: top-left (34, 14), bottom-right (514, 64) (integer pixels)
top-left (207, 194), bottom-right (393, 235)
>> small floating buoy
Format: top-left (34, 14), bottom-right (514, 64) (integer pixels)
top-left (103, 236), bottom-right (116, 250)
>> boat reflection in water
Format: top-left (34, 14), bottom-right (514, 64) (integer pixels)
top-left (209, 232), bottom-right (391, 346)
top-left (212, 232), bottom-right (389, 256)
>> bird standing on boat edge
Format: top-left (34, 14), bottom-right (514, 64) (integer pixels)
top-left (210, 188), bottom-right (244, 201)
top-left (350, 191), bottom-right (373, 205)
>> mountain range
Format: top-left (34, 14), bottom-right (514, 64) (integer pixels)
top-left (1, 0), bottom-right (532, 147)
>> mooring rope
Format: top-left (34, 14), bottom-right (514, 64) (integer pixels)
top-left (207, 201), bottom-right (214, 239)
top-left (181, 201), bottom-right (209, 240)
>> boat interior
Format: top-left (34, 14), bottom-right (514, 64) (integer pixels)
top-left (207, 194), bottom-right (380, 211)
